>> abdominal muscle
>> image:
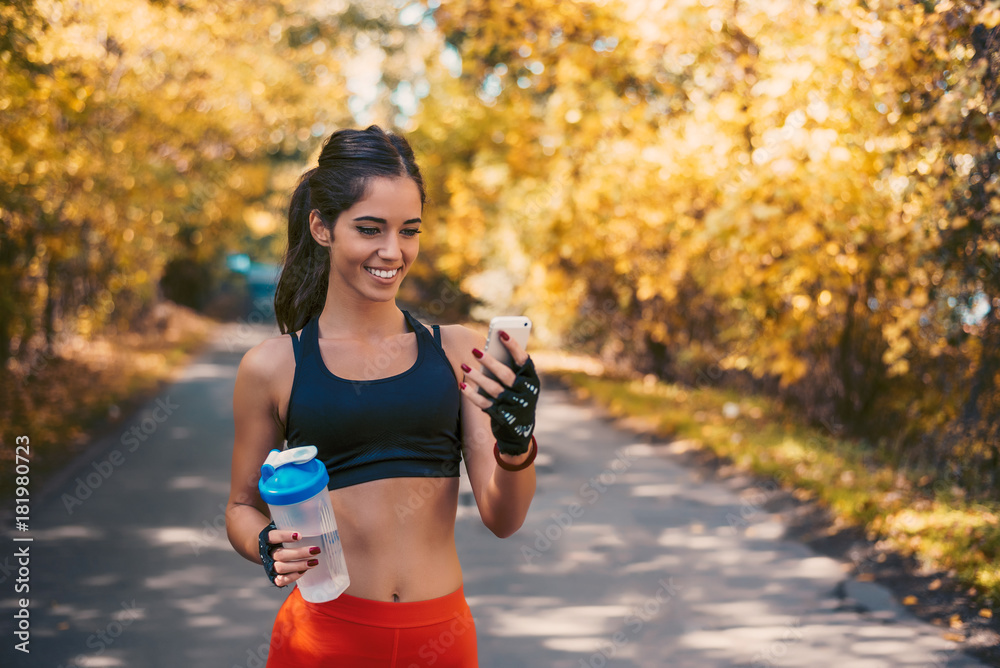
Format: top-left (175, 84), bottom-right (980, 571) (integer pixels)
top-left (327, 475), bottom-right (463, 602)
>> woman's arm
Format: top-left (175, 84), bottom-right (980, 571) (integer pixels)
top-left (226, 338), bottom-right (316, 586)
top-left (227, 341), bottom-right (283, 562)
top-left (442, 326), bottom-right (536, 538)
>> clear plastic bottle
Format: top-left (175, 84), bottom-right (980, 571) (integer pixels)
top-left (258, 446), bottom-right (349, 602)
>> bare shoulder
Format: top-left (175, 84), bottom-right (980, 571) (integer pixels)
top-left (237, 332), bottom-right (297, 383)
top-left (434, 324), bottom-right (485, 376)
top-left (438, 323), bottom-right (485, 352)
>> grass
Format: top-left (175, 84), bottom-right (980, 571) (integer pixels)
top-left (555, 369), bottom-right (1000, 609)
top-left (0, 303), bottom-right (218, 502)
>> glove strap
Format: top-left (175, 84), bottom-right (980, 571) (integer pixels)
top-left (258, 520), bottom-right (286, 588)
top-left (494, 435), bottom-right (538, 472)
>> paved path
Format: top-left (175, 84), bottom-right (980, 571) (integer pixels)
top-left (0, 321), bottom-right (987, 667)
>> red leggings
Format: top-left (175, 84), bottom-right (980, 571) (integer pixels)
top-left (266, 585), bottom-right (478, 667)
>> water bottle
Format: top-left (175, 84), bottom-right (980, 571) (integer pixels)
top-left (258, 446), bottom-right (350, 602)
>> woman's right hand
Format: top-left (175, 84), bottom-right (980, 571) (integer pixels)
top-left (266, 529), bottom-right (321, 587)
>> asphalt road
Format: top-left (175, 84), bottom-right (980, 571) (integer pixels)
top-left (0, 321), bottom-right (987, 667)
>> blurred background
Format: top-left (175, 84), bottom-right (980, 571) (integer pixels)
top-left (1, 0), bottom-right (999, 611)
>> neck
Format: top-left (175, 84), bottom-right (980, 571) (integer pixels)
top-left (315, 293), bottom-right (406, 341)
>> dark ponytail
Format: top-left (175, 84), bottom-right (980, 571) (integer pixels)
top-left (274, 126), bottom-right (426, 334)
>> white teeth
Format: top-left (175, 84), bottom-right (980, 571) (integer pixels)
top-left (366, 267), bottom-right (398, 279)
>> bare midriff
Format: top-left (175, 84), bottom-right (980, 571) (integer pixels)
top-left (329, 475), bottom-right (463, 602)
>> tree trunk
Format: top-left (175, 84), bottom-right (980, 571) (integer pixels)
top-left (42, 251), bottom-right (57, 355)
top-left (960, 314), bottom-right (1000, 428)
top-left (833, 288), bottom-right (859, 430)
top-left (0, 222), bottom-right (28, 372)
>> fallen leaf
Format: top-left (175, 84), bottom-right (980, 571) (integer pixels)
top-left (903, 595), bottom-right (918, 605)
top-left (949, 614), bottom-right (963, 629)
top-left (980, 609), bottom-right (993, 618)
top-left (928, 578), bottom-right (942, 591)
top-left (942, 632), bottom-right (966, 642)
top-left (857, 573), bottom-right (875, 582)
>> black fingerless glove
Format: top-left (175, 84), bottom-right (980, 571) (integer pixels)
top-left (484, 357), bottom-right (540, 456)
top-left (258, 521), bottom-right (286, 587)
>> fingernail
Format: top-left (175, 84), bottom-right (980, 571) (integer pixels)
top-left (472, 348), bottom-right (483, 359)
top-left (292, 533), bottom-right (299, 540)
top-left (499, 330), bottom-right (509, 341)
top-left (460, 382), bottom-right (467, 390)
top-left (307, 559), bottom-right (319, 567)
top-left (309, 547), bottom-right (321, 555)
top-left (461, 363), bottom-right (472, 373)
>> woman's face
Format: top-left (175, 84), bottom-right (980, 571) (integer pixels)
top-left (311, 176), bottom-right (423, 304)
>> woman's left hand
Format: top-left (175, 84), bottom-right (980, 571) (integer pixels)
top-left (460, 332), bottom-right (540, 456)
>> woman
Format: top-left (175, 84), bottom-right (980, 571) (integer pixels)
top-left (226, 125), bottom-right (540, 667)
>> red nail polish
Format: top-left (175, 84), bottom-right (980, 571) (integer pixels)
top-left (499, 330), bottom-right (510, 341)
top-left (310, 546), bottom-right (321, 555)
top-left (472, 348), bottom-right (483, 359)
top-left (461, 363), bottom-right (472, 373)
top-left (292, 533), bottom-right (299, 540)
top-left (460, 382), bottom-right (467, 390)
top-left (307, 559), bottom-right (319, 567)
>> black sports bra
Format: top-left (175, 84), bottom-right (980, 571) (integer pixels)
top-left (283, 310), bottom-right (463, 490)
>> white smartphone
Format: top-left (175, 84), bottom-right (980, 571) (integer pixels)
top-left (482, 315), bottom-right (532, 383)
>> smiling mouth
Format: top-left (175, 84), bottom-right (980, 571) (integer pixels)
top-left (365, 266), bottom-right (400, 279)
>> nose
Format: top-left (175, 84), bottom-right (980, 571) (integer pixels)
top-left (377, 234), bottom-right (402, 263)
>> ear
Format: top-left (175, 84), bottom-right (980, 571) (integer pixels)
top-left (309, 209), bottom-right (333, 247)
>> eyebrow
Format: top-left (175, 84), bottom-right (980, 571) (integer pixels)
top-left (353, 216), bottom-right (422, 225)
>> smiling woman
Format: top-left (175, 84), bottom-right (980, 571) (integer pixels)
top-left (272, 127), bottom-right (429, 334)
top-left (309, 177), bottom-right (424, 304)
top-left (225, 126), bottom-right (542, 667)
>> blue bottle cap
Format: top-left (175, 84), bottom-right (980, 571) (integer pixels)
top-left (258, 446), bottom-right (329, 506)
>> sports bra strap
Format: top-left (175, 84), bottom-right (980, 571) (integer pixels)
top-left (402, 310), bottom-right (438, 348)
top-left (289, 328), bottom-right (302, 364)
